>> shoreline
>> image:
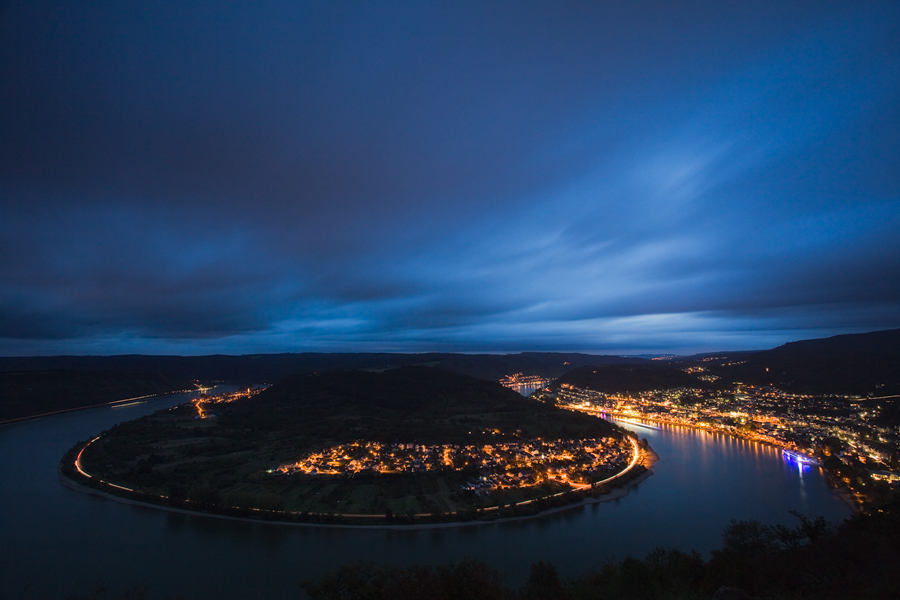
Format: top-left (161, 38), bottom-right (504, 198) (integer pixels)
top-left (606, 413), bottom-right (859, 514)
top-left (59, 444), bottom-right (657, 531)
top-left (0, 388), bottom-right (198, 427)
top-left (824, 471), bottom-right (859, 512)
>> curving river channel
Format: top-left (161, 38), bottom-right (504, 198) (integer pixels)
top-left (1, 388), bottom-right (851, 599)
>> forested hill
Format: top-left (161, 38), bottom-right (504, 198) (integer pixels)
top-left (551, 364), bottom-right (717, 394)
top-left (0, 352), bottom-right (645, 385)
top-left (705, 329), bottom-right (900, 395)
top-left (225, 366), bottom-right (621, 445)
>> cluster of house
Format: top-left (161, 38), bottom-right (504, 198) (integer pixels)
top-left (499, 373), bottom-right (553, 388)
top-left (544, 380), bottom-right (898, 474)
top-left (192, 386), bottom-right (262, 419)
top-left (278, 436), bottom-right (631, 491)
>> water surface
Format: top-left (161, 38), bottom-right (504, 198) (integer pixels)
top-left (0, 393), bottom-right (850, 599)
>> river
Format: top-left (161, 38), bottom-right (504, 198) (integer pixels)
top-left (0, 389), bottom-right (851, 599)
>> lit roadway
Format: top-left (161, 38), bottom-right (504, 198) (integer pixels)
top-left (74, 435), bottom-right (134, 492)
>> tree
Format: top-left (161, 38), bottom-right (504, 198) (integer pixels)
top-left (719, 519), bottom-right (780, 555)
top-left (522, 561), bottom-right (567, 600)
top-left (187, 485), bottom-right (222, 507)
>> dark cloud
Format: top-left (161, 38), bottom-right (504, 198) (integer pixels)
top-left (1, 1), bottom-right (898, 354)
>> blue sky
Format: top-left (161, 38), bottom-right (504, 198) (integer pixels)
top-left (1, 1), bottom-right (898, 356)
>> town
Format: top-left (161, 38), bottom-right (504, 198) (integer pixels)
top-left (278, 436), bottom-right (631, 492)
top-left (499, 373), bottom-right (553, 389)
top-left (192, 386), bottom-right (264, 419)
top-left (531, 367), bottom-right (900, 506)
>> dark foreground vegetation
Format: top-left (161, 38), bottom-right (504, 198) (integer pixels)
top-left (65, 499), bottom-right (900, 600)
top-left (0, 370), bottom-right (192, 421)
top-left (302, 501), bottom-right (900, 600)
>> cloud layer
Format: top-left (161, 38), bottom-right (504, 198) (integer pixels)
top-left (1, 1), bottom-right (899, 355)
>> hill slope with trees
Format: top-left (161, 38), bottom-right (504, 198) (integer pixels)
top-left (239, 366), bottom-right (622, 443)
top-left (0, 370), bottom-right (192, 421)
top-left (551, 364), bottom-right (718, 394)
top-left (705, 329), bottom-right (900, 395)
top-left (0, 352), bottom-right (645, 385)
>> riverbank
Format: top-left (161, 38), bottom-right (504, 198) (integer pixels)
top-left (607, 414), bottom-right (860, 513)
top-left (0, 388), bottom-right (197, 426)
top-left (824, 470), bottom-right (859, 512)
top-left (59, 442), bottom-right (657, 531)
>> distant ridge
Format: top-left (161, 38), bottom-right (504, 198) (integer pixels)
top-left (709, 329), bottom-right (900, 395)
top-left (5, 329), bottom-right (898, 417)
top-left (765, 328), bottom-right (900, 358)
top-left (550, 363), bottom-right (717, 394)
top-left (0, 352), bottom-right (646, 384)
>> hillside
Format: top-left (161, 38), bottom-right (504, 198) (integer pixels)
top-left (0, 352), bottom-right (644, 385)
top-left (235, 366), bottom-right (621, 444)
top-left (551, 364), bottom-right (718, 394)
top-left (705, 329), bottom-right (900, 395)
top-left (0, 370), bottom-right (193, 421)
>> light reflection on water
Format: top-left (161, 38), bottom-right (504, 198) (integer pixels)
top-left (1, 391), bottom-right (852, 600)
top-left (509, 383), bottom-right (544, 397)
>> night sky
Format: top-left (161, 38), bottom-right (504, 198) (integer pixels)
top-left (2, 1), bottom-right (898, 356)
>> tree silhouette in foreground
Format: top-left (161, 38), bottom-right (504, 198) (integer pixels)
top-left (303, 499), bottom-right (900, 600)
top-left (65, 499), bottom-right (900, 599)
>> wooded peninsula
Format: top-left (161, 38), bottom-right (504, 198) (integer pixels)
top-left (61, 366), bottom-right (649, 524)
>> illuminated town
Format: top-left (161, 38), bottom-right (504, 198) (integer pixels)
top-left (279, 436), bottom-right (632, 490)
top-left (499, 373), bottom-right (553, 389)
top-left (192, 386), bottom-right (264, 419)
top-left (532, 368), bottom-right (900, 502)
top-left (180, 370), bottom-right (897, 508)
